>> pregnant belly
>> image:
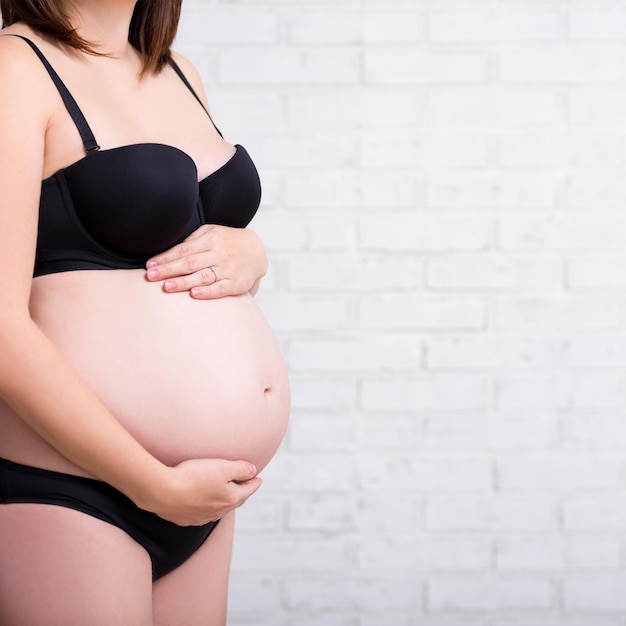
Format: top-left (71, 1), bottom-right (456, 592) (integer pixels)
top-left (25, 270), bottom-right (290, 473)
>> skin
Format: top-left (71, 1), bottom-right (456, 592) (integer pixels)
top-left (0, 1), bottom-right (289, 623)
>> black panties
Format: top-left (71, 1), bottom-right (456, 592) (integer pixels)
top-left (0, 457), bottom-right (218, 581)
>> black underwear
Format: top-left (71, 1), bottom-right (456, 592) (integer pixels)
top-left (0, 458), bottom-right (218, 581)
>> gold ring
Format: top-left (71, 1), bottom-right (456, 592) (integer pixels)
top-left (209, 266), bottom-right (218, 284)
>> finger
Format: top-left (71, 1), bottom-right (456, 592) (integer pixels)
top-left (225, 460), bottom-right (258, 482)
top-left (146, 228), bottom-right (216, 268)
top-left (163, 267), bottom-right (227, 293)
top-left (190, 279), bottom-right (237, 300)
top-left (147, 254), bottom-right (214, 283)
top-left (230, 477), bottom-right (263, 503)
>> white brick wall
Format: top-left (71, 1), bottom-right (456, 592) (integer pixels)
top-left (177, 1), bottom-right (626, 623)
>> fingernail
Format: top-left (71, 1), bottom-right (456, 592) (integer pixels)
top-left (249, 464), bottom-right (257, 475)
top-left (190, 287), bottom-right (202, 298)
top-left (164, 280), bottom-right (176, 291)
top-left (147, 268), bottom-right (159, 280)
top-left (146, 260), bottom-right (158, 268)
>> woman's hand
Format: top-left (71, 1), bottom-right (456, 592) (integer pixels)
top-left (144, 458), bottom-right (262, 526)
top-left (145, 225), bottom-right (267, 299)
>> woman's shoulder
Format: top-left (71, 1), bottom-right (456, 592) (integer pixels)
top-left (0, 28), bottom-right (53, 88)
top-left (170, 50), bottom-right (211, 107)
top-left (0, 29), bottom-right (58, 127)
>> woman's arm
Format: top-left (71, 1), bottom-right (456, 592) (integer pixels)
top-left (0, 36), bottom-right (260, 525)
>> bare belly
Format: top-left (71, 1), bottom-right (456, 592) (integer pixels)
top-left (0, 270), bottom-right (290, 477)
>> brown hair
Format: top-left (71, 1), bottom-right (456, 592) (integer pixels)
top-left (0, 0), bottom-right (183, 74)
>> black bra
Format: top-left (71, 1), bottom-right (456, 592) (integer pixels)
top-left (10, 36), bottom-right (261, 277)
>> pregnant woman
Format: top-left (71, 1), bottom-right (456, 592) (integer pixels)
top-left (0, 1), bottom-right (290, 624)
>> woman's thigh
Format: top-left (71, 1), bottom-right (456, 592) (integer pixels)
top-left (0, 503), bottom-right (153, 626)
top-left (152, 511), bottom-right (236, 626)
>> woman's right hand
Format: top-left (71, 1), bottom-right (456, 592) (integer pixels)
top-left (142, 458), bottom-right (262, 526)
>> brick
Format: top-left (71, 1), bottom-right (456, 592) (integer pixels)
top-left (227, 579), bottom-right (279, 612)
top-left (218, 49), bottom-right (359, 85)
top-left (564, 415), bottom-right (626, 449)
top-left (288, 375), bottom-right (356, 411)
top-left (361, 132), bottom-right (489, 169)
top-left (178, 6), bottom-right (278, 43)
top-left (424, 415), bottom-right (488, 450)
top-left (494, 613), bottom-right (622, 626)
top-left (425, 416), bottom-right (558, 451)
top-left (564, 334), bottom-right (626, 368)
top-left (288, 335), bottom-right (422, 371)
top-left (498, 215), bottom-right (625, 250)
top-left (426, 255), bottom-right (563, 290)
top-left (361, 376), bottom-right (487, 411)
top-left (569, 8), bottom-right (626, 40)
top-left (427, 496), bottom-right (556, 531)
top-left (256, 294), bottom-right (351, 331)
top-left (358, 534), bottom-right (419, 570)
top-left (286, 170), bottom-right (415, 209)
top-left (498, 133), bottom-right (624, 169)
top-left (496, 453), bottom-right (621, 490)
top-left (356, 415), bottom-right (419, 450)
top-left (429, 9), bottom-right (559, 42)
top-left (496, 374), bottom-right (626, 411)
top-left (420, 537), bottom-right (491, 571)
top-left (428, 172), bottom-right (556, 211)
top-left (427, 578), bottom-right (551, 611)
top-left (287, 254), bottom-right (422, 292)
top-left (495, 376), bottom-right (564, 409)
top-left (501, 45), bottom-right (626, 82)
top-left (287, 10), bottom-right (362, 43)
top-left (234, 497), bottom-right (282, 532)
top-left (564, 496), bottom-right (626, 531)
top-left (357, 453), bottom-right (492, 490)
top-left (568, 87), bottom-right (626, 127)
top-left (362, 10), bottom-right (424, 43)
top-left (564, 580), bottom-right (626, 611)
top-left (288, 10), bottom-right (423, 45)
top-left (364, 49), bottom-right (489, 85)
top-left (495, 296), bottom-right (621, 329)
top-left (354, 495), bottom-right (421, 533)
top-left (251, 133), bottom-right (357, 169)
top-left (496, 536), bottom-right (620, 571)
top-left (288, 415), bottom-right (355, 451)
top-left (562, 173), bottom-right (626, 210)
top-left (567, 256), bottom-right (626, 290)
top-left (231, 536), bottom-right (351, 571)
top-left (287, 494), bottom-right (356, 531)
top-left (260, 451), bottom-right (355, 492)
top-left (488, 418), bottom-right (559, 451)
top-left (425, 334), bottom-right (557, 370)
top-left (288, 91), bottom-right (422, 128)
top-left (567, 374), bottom-right (626, 409)
top-left (286, 579), bottom-right (420, 611)
top-left (359, 214), bottom-right (491, 251)
top-left (358, 295), bottom-right (487, 331)
top-left (210, 93), bottom-right (284, 132)
top-left (427, 88), bottom-right (561, 128)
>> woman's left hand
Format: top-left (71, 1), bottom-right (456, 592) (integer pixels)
top-left (145, 225), bottom-right (267, 299)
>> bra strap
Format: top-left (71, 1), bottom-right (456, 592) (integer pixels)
top-left (10, 35), bottom-right (100, 153)
top-left (169, 58), bottom-right (224, 139)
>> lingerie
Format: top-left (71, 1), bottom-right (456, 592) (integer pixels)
top-left (10, 35), bottom-right (262, 277)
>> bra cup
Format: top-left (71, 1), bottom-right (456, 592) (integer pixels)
top-left (64, 145), bottom-right (200, 256)
top-left (199, 145), bottom-right (261, 228)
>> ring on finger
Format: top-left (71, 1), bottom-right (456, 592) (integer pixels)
top-left (208, 266), bottom-right (218, 284)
